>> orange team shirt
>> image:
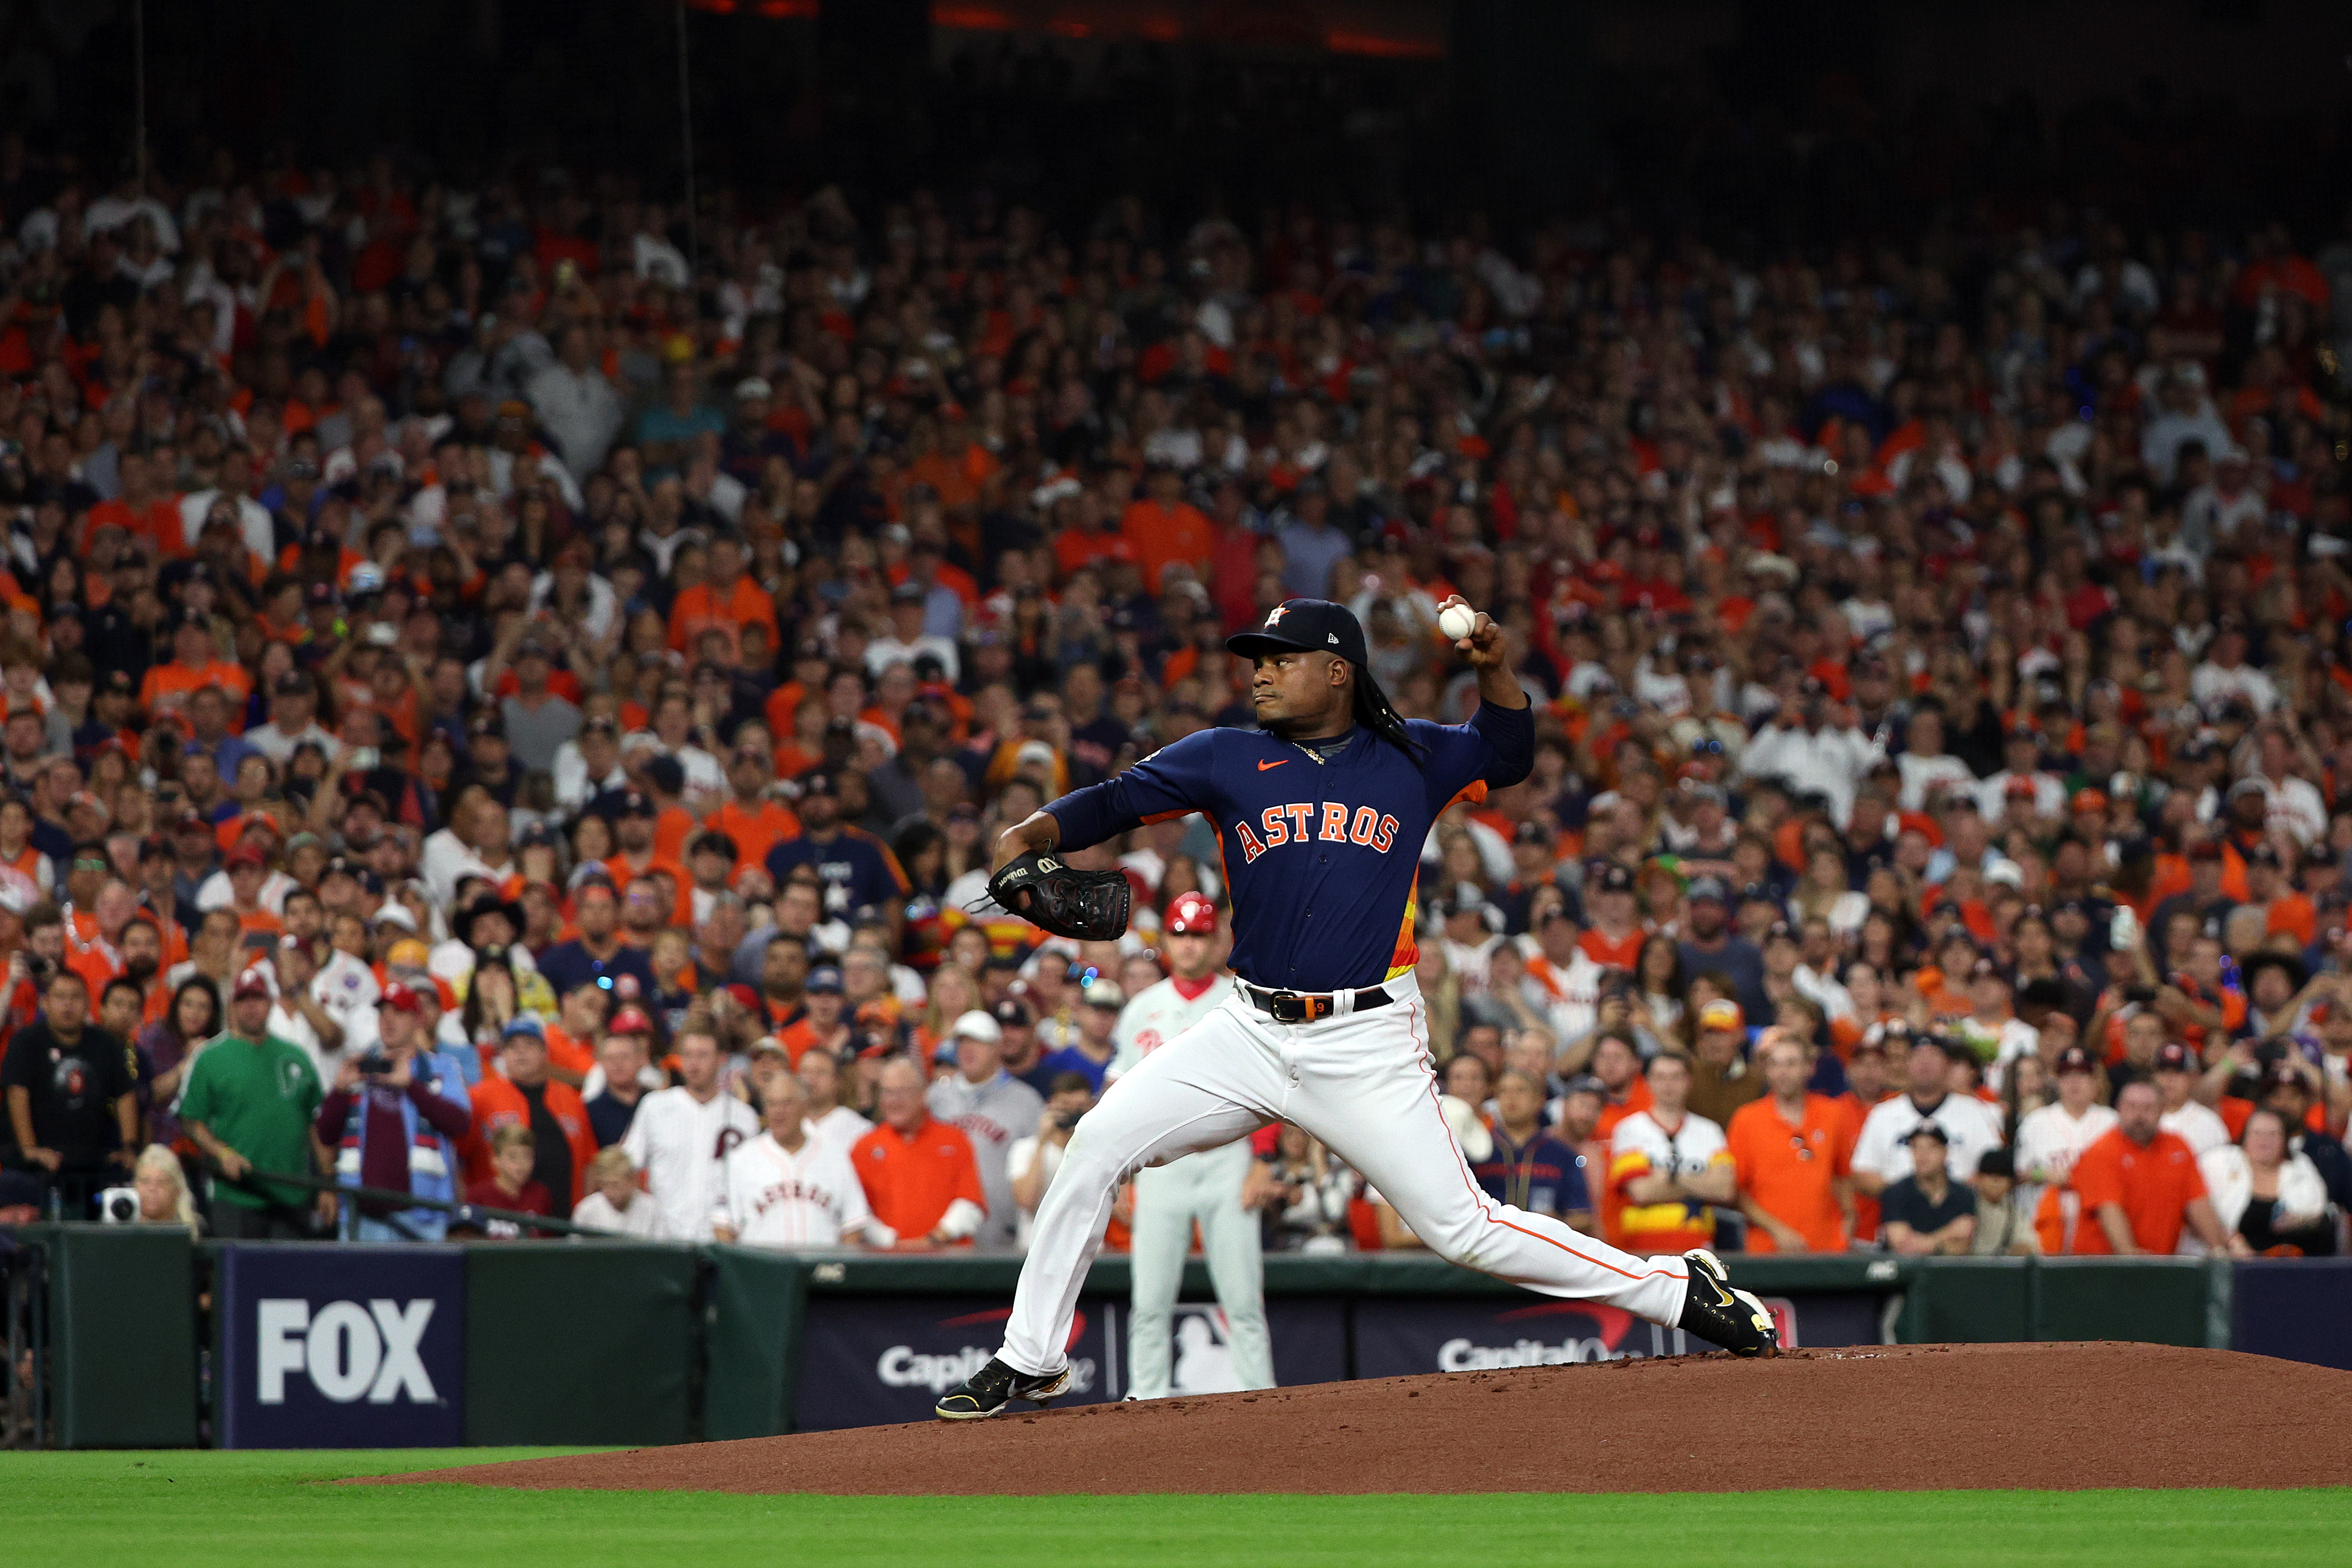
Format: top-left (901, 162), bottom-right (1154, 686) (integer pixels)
top-left (1121, 498), bottom-right (1216, 592)
top-left (604, 853), bottom-right (694, 926)
top-left (1578, 928), bottom-right (1646, 971)
top-left (2217, 1095), bottom-right (2327, 1140)
top-left (140, 659), bottom-right (254, 728)
top-left (1726, 1094), bottom-right (1852, 1252)
top-left (543, 1025), bottom-right (598, 1083)
top-left (651, 803), bottom-right (697, 863)
top-left (464, 1073), bottom-right (596, 1205)
top-left (232, 906), bottom-right (286, 940)
top-left (851, 1114), bottom-right (988, 1241)
top-left (708, 798), bottom-right (802, 869)
top-left (2263, 894), bottom-right (2317, 949)
top-left (1591, 1083), bottom-right (1656, 1249)
top-left (85, 495), bottom-right (188, 558)
top-left (2068, 1127), bottom-right (2207, 1255)
top-left (1052, 528), bottom-right (1134, 580)
top-left (668, 576), bottom-right (778, 656)
top-left (775, 1017), bottom-right (840, 1068)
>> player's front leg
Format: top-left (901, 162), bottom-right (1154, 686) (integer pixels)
top-left (1288, 994), bottom-right (1691, 1322)
top-left (939, 1009), bottom-right (1278, 1420)
top-left (1290, 1001), bottom-right (1776, 1354)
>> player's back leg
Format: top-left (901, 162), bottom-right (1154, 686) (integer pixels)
top-left (992, 1004), bottom-right (1279, 1382)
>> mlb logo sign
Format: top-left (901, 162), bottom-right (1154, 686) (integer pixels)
top-left (217, 1246), bottom-right (465, 1448)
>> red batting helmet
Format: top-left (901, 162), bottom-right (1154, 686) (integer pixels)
top-left (1166, 892), bottom-right (1219, 935)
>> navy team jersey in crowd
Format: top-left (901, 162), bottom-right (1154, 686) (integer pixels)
top-left (1046, 702), bottom-right (1534, 992)
top-left (767, 827), bottom-right (911, 917)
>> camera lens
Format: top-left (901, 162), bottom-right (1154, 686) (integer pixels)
top-left (105, 1192), bottom-right (136, 1222)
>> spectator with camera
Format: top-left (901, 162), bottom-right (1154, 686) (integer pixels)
top-left (1007, 1070), bottom-right (1096, 1249)
top-left (1252, 1123), bottom-right (1359, 1253)
top-left (314, 980), bottom-right (472, 1241)
top-left (178, 971), bottom-right (334, 1238)
top-left (4, 970), bottom-right (138, 1216)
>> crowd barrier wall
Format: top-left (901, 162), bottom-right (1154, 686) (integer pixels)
top-left (0, 1228), bottom-right (2306, 1446)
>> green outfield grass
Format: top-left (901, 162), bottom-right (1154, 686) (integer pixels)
top-left (0, 1450), bottom-right (2343, 1567)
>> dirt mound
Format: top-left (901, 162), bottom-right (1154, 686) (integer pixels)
top-left (374, 1342), bottom-right (2352, 1495)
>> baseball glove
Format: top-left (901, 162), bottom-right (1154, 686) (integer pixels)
top-left (985, 851), bottom-right (1133, 941)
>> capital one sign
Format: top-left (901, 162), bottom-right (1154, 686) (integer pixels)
top-left (217, 1246), bottom-right (464, 1448)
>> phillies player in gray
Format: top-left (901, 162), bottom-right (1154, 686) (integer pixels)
top-left (1109, 891), bottom-right (1273, 1398)
top-left (937, 597), bottom-right (1777, 1420)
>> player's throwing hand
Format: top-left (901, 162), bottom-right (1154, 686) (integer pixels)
top-left (1437, 594), bottom-right (1506, 669)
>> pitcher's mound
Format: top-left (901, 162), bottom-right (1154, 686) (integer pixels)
top-left (375, 1342), bottom-right (2352, 1495)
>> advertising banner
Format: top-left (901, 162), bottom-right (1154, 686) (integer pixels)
top-left (215, 1244), bottom-right (465, 1449)
top-left (792, 1294), bottom-right (1349, 1429)
top-left (2230, 1259), bottom-right (2352, 1371)
top-left (1351, 1291), bottom-right (1881, 1378)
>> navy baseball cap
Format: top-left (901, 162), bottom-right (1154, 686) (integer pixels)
top-left (1226, 599), bottom-right (1369, 667)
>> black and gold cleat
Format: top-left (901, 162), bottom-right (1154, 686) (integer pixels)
top-left (1676, 1248), bottom-right (1781, 1357)
top-left (934, 1356), bottom-right (1076, 1420)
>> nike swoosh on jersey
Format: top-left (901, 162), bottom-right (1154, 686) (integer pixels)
top-left (1257, 759), bottom-right (1288, 771)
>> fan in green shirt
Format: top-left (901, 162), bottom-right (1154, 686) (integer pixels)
top-left (179, 977), bottom-right (332, 1231)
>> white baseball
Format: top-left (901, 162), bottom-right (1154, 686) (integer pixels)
top-left (1439, 604), bottom-right (1478, 641)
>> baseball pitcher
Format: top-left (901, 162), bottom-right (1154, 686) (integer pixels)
top-left (937, 597), bottom-right (1776, 1420)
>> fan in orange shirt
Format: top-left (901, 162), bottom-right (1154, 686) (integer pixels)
top-left (1122, 465), bottom-right (1217, 592)
top-left (666, 536), bottom-right (778, 658)
top-left (706, 741), bottom-right (802, 867)
top-left (602, 789), bottom-right (694, 927)
top-left (81, 452), bottom-right (188, 558)
top-left (139, 612), bottom-right (254, 728)
top-left (1725, 1034), bottom-right (1853, 1253)
top-left (2068, 1082), bottom-right (2233, 1256)
top-left (852, 1057), bottom-right (989, 1244)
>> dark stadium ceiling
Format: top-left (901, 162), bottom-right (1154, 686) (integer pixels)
top-left (682, 0), bottom-right (1448, 59)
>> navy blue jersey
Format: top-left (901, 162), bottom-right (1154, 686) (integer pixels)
top-left (1046, 703), bottom-right (1533, 992)
top-left (1471, 1130), bottom-right (1591, 1221)
top-left (766, 827), bottom-right (912, 918)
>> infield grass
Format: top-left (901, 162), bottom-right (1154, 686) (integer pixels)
top-left (1, 1450), bottom-right (2343, 1566)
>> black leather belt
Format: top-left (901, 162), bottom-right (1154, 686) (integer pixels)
top-left (1237, 979), bottom-right (1394, 1024)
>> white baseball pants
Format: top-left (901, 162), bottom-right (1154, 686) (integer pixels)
top-left (998, 976), bottom-right (1691, 1379)
top-left (1127, 1140), bottom-right (1274, 1399)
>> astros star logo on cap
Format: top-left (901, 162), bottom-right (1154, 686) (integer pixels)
top-left (1264, 606), bottom-right (1287, 627)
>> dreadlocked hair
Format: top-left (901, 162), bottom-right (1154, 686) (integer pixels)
top-left (1350, 667), bottom-right (1425, 762)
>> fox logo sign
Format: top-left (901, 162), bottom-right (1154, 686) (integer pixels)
top-left (257, 1299), bottom-right (439, 1404)
top-left (217, 1247), bottom-right (464, 1448)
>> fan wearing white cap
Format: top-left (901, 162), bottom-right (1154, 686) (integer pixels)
top-left (925, 1009), bottom-right (1045, 1247)
top-left (1106, 892), bottom-right (1275, 1400)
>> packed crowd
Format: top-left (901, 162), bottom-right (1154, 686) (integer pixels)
top-left (1, 131), bottom-right (2350, 1263)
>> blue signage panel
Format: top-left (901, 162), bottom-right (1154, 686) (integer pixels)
top-left (790, 1294), bottom-right (1348, 1430)
top-left (1351, 1291), bottom-right (1882, 1378)
top-left (216, 1244), bottom-right (465, 1449)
